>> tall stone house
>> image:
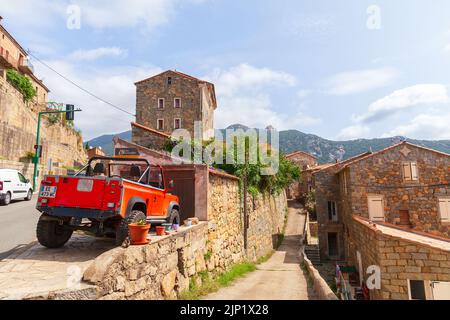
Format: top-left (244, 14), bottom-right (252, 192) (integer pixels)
top-left (0, 17), bottom-right (49, 107)
top-left (285, 151), bottom-right (318, 200)
top-left (133, 70), bottom-right (217, 150)
top-left (314, 142), bottom-right (450, 300)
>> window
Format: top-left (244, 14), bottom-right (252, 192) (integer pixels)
top-left (18, 173), bottom-right (27, 183)
top-left (368, 195), bottom-right (385, 222)
top-left (327, 233), bottom-right (338, 257)
top-left (328, 201), bottom-right (338, 222)
top-left (174, 118), bottom-right (181, 130)
top-left (174, 98), bottom-right (181, 108)
top-left (167, 77), bottom-right (172, 85)
top-left (438, 198), bottom-right (450, 223)
top-left (157, 119), bottom-right (164, 130)
top-left (402, 162), bottom-right (419, 182)
top-left (408, 280), bottom-right (427, 300)
top-left (158, 98), bottom-right (165, 109)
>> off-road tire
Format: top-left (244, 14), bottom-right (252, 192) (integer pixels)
top-left (167, 208), bottom-right (180, 225)
top-left (116, 210), bottom-right (146, 246)
top-left (36, 215), bottom-right (73, 248)
top-left (25, 189), bottom-right (33, 201)
top-left (0, 192), bottom-right (11, 206)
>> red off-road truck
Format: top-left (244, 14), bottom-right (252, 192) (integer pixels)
top-left (36, 157), bottom-right (180, 248)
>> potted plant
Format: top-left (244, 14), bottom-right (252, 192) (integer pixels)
top-left (128, 220), bottom-right (151, 245)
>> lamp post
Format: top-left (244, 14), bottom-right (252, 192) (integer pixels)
top-left (32, 105), bottom-right (81, 191)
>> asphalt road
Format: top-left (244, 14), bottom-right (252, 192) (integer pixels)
top-left (0, 196), bottom-right (40, 260)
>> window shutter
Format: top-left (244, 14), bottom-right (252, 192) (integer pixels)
top-left (368, 196), bottom-right (384, 221)
top-left (403, 163), bottom-right (412, 180)
top-left (411, 162), bottom-right (419, 180)
top-left (439, 199), bottom-right (450, 221)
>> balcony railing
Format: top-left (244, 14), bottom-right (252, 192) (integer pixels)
top-left (19, 58), bottom-right (34, 74)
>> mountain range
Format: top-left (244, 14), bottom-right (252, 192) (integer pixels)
top-left (87, 125), bottom-right (450, 164)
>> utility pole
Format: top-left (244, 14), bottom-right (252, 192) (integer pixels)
top-left (32, 105), bottom-right (81, 191)
top-left (243, 137), bottom-right (249, 251)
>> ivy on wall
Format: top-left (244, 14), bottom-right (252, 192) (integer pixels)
top-left (6, 69), bottom-right (37, 102)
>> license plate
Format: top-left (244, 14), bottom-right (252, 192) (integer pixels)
top-left (40, 186), bottom-right (57, 198)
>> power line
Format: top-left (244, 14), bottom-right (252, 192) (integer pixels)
top-left (27, 51), bottom-right (136, 117)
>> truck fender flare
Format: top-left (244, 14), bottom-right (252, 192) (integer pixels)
top-left (125, 196), bottom-right (147, 217)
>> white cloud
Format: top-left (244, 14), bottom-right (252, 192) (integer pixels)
top-left (206, 64), bottom-right (297, 97)
top-left (354, 84), bottom-right (449, 123)
top-left (383, 113), bottom-right (450, 140)
top-left (34, 59), bottom-right (162, 140)
top-left (0, 0), bottom-right (206, 31)
top-left (326, 67), bottom-right (398, 95)
top-left (69, 47), bottom-right (128, 61)
top-left (203, 64), bottom-right (320, 130)
top-left (336, 125), bottom-right (371, 140)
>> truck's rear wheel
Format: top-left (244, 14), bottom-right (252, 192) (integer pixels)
top-left (116, 210), bottom-right (146, 246)
top-left (36, 215), bottom-right (73, 248)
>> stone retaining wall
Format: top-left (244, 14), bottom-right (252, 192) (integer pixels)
top-left (84, 223), bottom-right (209, 300)
top-left (0, 76), bottom-right (87, 168)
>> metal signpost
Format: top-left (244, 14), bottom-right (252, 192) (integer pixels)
top-left (32, 104), bottom-right (81, 191)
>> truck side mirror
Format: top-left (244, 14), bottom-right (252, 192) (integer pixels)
top-left (169, 180), bottom-right (174, 189)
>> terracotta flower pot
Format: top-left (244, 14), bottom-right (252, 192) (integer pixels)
top-left (156, 226), bottom-right (166, 236)
top-left (128, 223), bottom-right (151, 245)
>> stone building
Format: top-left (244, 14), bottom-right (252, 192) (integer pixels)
top-left (133, 70), bottom-right (217, 150)
top-left (0, 17), bottom-right (49, 107)
top-left (285, 151), bottom-right (318, 200)
top-left (0, 17), bottom-right (87, 180)
top-left (314, 141), bottom-right (450, 300)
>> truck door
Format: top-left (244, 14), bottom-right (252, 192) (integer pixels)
top-left (148, 167), bottom-right (165, 216)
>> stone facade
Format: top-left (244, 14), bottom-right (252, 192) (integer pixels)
top-left (0, 76), bottom-right (87, 168)
top-left (0, 22), bottom-right (49, 108)
top-left (134, 70), bottom-right (217, 150)
top-left (348, 216), bottom-right (450, 300)
top-left (131, 122), bottom-right (170, 151)
top-left (315, 142), bottom-right (450, 300)
top-left (285, 151), bottom-right (318, 200)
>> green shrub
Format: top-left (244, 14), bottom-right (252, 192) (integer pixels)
top-left (6, 69), bottom-right (36, 102)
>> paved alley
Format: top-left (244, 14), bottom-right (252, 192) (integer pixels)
top-left (204, 202), bottom-right (314, 300)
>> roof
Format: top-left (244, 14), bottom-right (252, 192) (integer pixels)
top-left (311, 151), bottom-right (373, 174)
top-left (0, 24), bottom-right (28, 56)
top-left (28, 72), bottom-right (50, 93)
top-left (304, 163), bottom-right (335, 173)
top-left (285, 150), bottom-right (317, 160)
top-left (134, 70), bottom-right (217, 109)
top-left (338, 141), bottom-right (450, 173)
top-left (131, 122), bottom-right (171, 139)
top-left (353, 215), bottom-right (450, 253)
top-left (135, 70), bottom-right (213, 86)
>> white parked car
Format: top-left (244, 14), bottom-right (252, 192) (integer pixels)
top-left (0, 169), bottom-right (33, 206)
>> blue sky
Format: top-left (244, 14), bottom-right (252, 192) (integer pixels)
top-left (1, 0), bottom-right (450, 141)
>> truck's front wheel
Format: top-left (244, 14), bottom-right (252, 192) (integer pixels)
top-left (36, 215), bottom-right (73, 248)
top-left (116, 210), bottom-right (146, 246)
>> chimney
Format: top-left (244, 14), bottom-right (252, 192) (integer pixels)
top-left (0, 16), bottom-right (3, 24)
